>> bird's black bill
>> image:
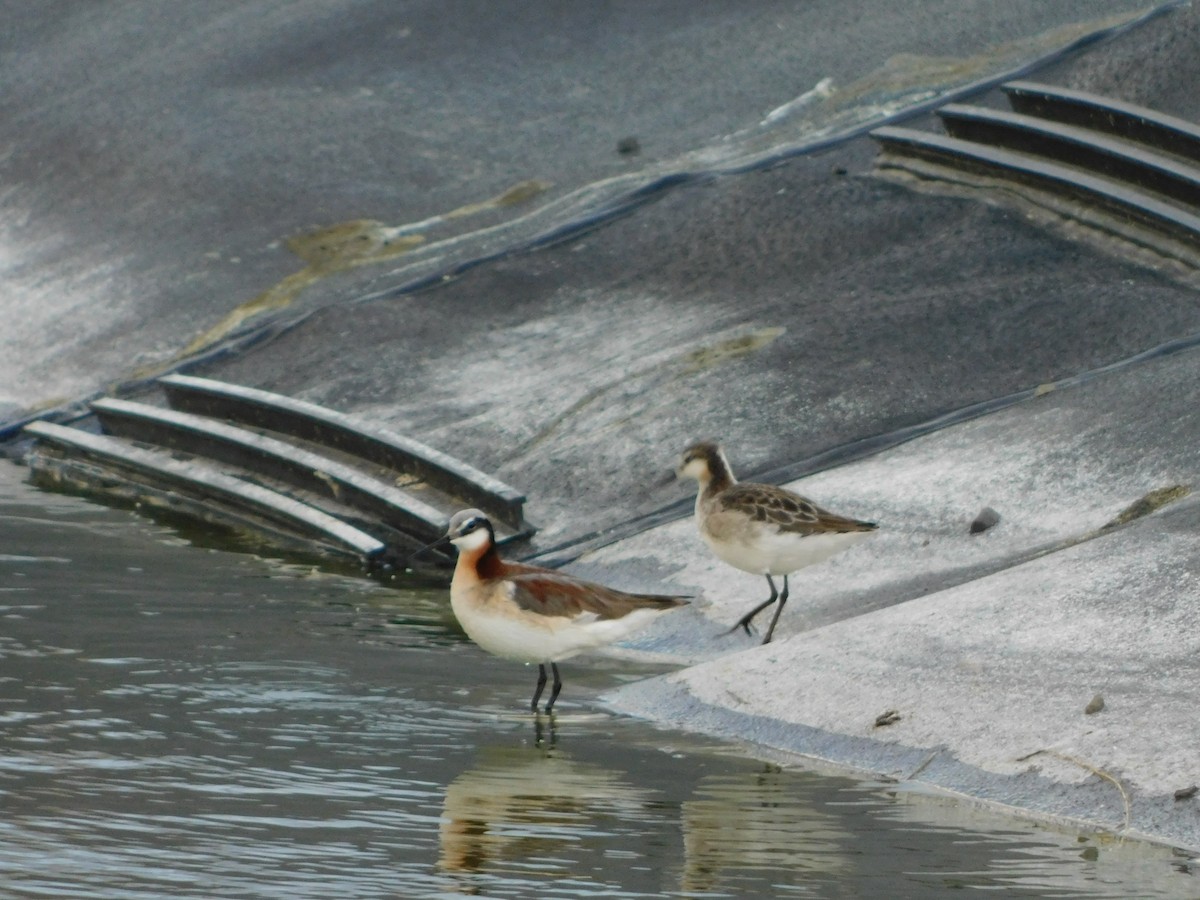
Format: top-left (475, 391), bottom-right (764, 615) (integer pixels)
top-left (405, 532), bottom-right (452, 571)
top-left (653, 468), bottom-right (679, 489)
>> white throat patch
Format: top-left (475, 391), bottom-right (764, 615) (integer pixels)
top-left (450, 526), bottom-right (491, 554)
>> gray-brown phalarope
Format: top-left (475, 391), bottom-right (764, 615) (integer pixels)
top-left (677, 441), bottom-right (876, 644)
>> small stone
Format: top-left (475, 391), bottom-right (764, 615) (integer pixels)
top-left (1174, 785), bottom-right (1198, 801)
top-left (1080, 846), bottom-right (1100, 862)
top-left (970, 506), bottom-right (1001, 534)
top-left (1084, 693), bottom-right (1105, 715)
top-left (616, 136), bottom-right (640, 155)
top-left (874, 709), bottom-right (901, 727)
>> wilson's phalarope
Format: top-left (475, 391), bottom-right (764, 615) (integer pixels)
top-left (423, 509), bottom-right (688, 712)
top-left (676, 441), bottom-right (876, 644)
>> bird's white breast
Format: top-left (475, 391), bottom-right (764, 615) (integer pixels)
top-left (450, 582), bottom-right (667, 664)
top-left (696, 505), bottom-right (870, 576)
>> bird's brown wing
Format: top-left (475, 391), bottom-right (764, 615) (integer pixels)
top-left (719, 482), bottom-right (876, 536)
top-left (504, 571), bottom-right (688, 621)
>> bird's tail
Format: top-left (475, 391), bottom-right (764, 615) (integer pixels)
top-left (634, 592), bottom-right (691, 608)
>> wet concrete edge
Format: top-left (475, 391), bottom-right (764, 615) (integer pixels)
top-left (604, 676), bottom-right (1198, 855)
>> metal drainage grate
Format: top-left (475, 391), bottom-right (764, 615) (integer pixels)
top-left (871, 81), bottom-right (1200, 267)
top-left (22, 376), bottom-right (534, 569)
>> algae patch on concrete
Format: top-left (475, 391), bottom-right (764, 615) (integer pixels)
top-left (174, 179), bottom-right (551, 365)
top-left (1101, 484), bottom-right (1191, 530)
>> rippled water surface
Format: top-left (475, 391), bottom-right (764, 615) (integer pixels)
top-left (0, 464), bottom-right (1194, 898)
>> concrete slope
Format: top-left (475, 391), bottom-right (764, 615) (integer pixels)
top-left (602, 342), bottom-right (1200, 849)
top-left (134, 6), bottom-right (1200, 551)
top-left (200, 132), bottom-right (1200, 549)
top-left (0, 0), bottom-right (1173, 415)
top-left (583, 342), bottom-right (1200, 638)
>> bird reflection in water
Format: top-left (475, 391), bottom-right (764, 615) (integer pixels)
top-left (437, 734), bottom-right (657, 892)
top-left (438, 730), bottom-right (852, 895)
top-left (681, 764), bottom-right (851, 893)
top-left (534, 711), bottom-right (555, 748)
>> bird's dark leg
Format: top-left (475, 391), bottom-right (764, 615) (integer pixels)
top-left (544, 662), bottom-right (563, 713)
top-left (760, 575), bottom-right (790, 645)
top-left (723, 574), bottom-right (779, 636)
top-left (531, 663), bottom-right (548, 712)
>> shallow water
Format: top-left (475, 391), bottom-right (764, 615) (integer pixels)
top-left (0, 463), bottom-right (1194, 898)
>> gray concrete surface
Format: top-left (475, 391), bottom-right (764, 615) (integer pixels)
top-left (4, 0), bottom-right (1200, 854)
top-left (0, 0), bottom-right (1173, 417)
top-left (601, 341), bottom-right (1200, 849)
top-left (152, 5), bottom-right (1200, 550)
